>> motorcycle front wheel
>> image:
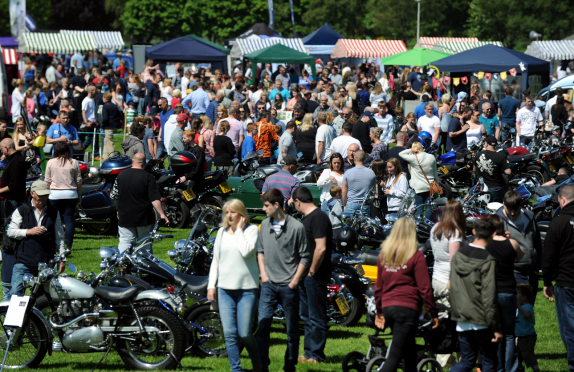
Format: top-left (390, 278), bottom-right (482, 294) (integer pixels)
top-left (186, 305), bottom-right (227, 357)
top-left (155, 199), bottom-right (189, 229)
top-left (118, 306), bottom-right (186, 370)
top-left (0, 306), bottom-right (49, 368)
top-left (333, 294), bottom-right (362, 328)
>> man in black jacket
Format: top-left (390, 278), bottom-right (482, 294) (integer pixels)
top-left (177, 130), bottom-right (205, 192)
top-left (543, 184), bottom-right (574, 371)
top-left (101, 92), bottom-right (122, 161)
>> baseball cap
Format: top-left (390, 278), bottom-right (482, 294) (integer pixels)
top-left (176, 113), bottom-right (188, 122)
top-left (31, 180), bottom-right (50, 196)
top-left (421, 95), bottom-right (431, 102)
top-left (362, 111), bottom-right (373, 119)
top-left (456, 91), bottom-right (467, 102)
top-left (485, 135), bottom-right (497, 147)
top-left (280, 155), bottom-right (298, 166)
top-left (127, 100), bottom-right (135, 107)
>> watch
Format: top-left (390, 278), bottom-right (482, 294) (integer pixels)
top-left (309, 271), bottom-right (315, 276)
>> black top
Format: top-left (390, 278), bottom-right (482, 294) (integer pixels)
top-left (486, 239), bottom-right (517, 294)
top-left (343, 157), bottom-right (355, 170)
top-left (542, 201), bottom-right (574, 288)
top-left (474, 150), bottom-right (509, 188)
top-left (403, 123), bottom-right (418, 141)
top-left (399, 90), bottom-right (417, 101)
top-left (352, 120), bottom-right (373, 153)
top-left (307, 100), bottom-right (319, 114)
top-left (555, 174), bottom-right (570, 185)
top-left (295, 127), bottom-right (317, 164)
top-left (388, 145), bottom-right (409, 175)
top-left (301, 207), bottom-right (333, 280)
top-left (102, 101), bottom-right (122, 129)
top-left (551, 104), bottom-right (568, 128)
top-left (1, 152), bottom-right (27, 201)
top-left (213, 135), bottom-right (236, 166)
top-left (70, 75), bottom-right (87, 89)
top-left (183, 143), bottom-right (205, 181)
top-left (116, 168), bottom-right (161, 228)
top-left (446, 117), bottom-right (467, 151)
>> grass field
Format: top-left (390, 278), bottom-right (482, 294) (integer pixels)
top-left (11, 135), bottom-right (569, 371)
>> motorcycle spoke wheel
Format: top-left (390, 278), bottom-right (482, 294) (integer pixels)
top-left (0, 308), bottom-right (48, 368)
top-left (187, 306), bottom-right (226, 357)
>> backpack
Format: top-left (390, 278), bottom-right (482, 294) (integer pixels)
top-left (2, 204), bottom-right (30, 255)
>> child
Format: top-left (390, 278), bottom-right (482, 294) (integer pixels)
top-left (550, 126), bottom-right (562, 145)
top-left (326, 185), bottom-right (343, 233)
top-left (516, 284), bottom-right (540, 372)
top-left (126, 101), bottom-right (136, 127)
top-left (241, 123), bottom-right (257, 159)
top-left (32, 124), bottom-right (47, 164)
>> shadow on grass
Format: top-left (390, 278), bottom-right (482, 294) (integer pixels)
top-left (537, 352), bottom-right (568, 360)
top-left (327, 328), bottom-right (364, 339)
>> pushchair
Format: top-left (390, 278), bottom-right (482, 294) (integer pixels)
top-left (342, 296), bottom-right (458, 372)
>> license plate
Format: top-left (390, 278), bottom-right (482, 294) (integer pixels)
top-left (219, 181), bottom-right (232, 194)
top-left (567, 154), bottom-right (573, 164)
top-left (549, 163), bottom-right (556, 172)
top-left (335, 294), bottom-right (350, 315)
top-left (182, 188), bottom-right (196, 201)
top-left (440, 166), bottom-right (449, 174)
top-left (355, 264), bottom-right (365, 276)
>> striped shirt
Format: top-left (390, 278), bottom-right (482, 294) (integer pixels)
top-left (262, 170), bottom-right (300, 203)
top-left (375, 113), bottom-right (394, 144)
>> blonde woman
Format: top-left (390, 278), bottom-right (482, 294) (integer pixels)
top-left (370, 82), bottom-right (388, 107)
top-left (374, 217), bottom-right (438, 372)
top-left (400, 67), bottom-right (411, 85)
top-left (161, 78), bottom-right (173, 106)
top-left (12, 117), bottom-right (30, 152)
top-left (200, 115), bottom-right (215, 158)
top-left (399, 141), bottom-right (439, 208)
top-left (295, 113), bottom-right (317, 163)
top-left (10, 79), bottom-right (25, 120)
top-left (207, 199), bottom-right (261, 372)
top-left (346, 82), bottom-right (360, 117)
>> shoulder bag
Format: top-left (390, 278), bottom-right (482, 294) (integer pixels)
top-left (415, 154), bottom-right (443, 195)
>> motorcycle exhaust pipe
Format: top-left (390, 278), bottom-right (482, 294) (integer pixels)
top-left (76, 217), bottom-right (111, 224)
top-left (49, 312), bottom-right (99, 329)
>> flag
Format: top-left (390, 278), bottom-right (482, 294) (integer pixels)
top-left (267, 0), bottom-right (275, 30)
top-left (288, 0), bottom-right (295, 30)
top-left (478, 72), bottom-right (484, 80)
top-left (485, 73), bottom-right (492, 81)
top-left (501, 71), bottom-right (507, 80)
top-left (453, 78), bottom-right (460, 86)
top-left (461, 76), bottom-right (468, 85)
top-left (9, 0), bottom-right (26, 44)
top-left (443, 76), bottom-right (451, 85)
top-left (509, 68), bottom-right (517, 76)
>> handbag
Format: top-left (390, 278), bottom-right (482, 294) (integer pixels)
top-left (415, 154), bottom-right (443, 195)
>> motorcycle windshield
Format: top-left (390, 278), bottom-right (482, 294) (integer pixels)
top-left (515, 184), bottom-right (531, 199)
top-left (397, 189), bottom-right (416, 218)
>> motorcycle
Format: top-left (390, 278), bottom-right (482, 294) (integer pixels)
top-left (2, 251), bottom-right (186, 370)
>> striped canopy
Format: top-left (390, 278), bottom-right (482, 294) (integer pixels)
top-left (525, 40), bottom-right (574, 60)
top-left (60, 30), bottom-right (124, 51)
top-left (2, 48), bottom-right (17, 65)
top-left (230, 37), bottom-right (306, 58)
top-left (433, 41), bottom-right (504, 54)
top-left (415, 37), bottom-right (479, 49)
top-left (19, 32), bottom-right (96, 53)
top-left (330, 39), bottom-right (407, 59)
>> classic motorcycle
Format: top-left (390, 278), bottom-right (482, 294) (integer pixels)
top-left (0, 251), bottom-right (186, 370)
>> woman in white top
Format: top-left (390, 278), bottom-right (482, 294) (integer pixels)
top-left (383, 158), bottom-right (409, 217)
top-left (429, 200), bottom-right (465, 305)
top-left (112, 82), bottom-right (124, 110)
top-left (466, 110), bottom-right (486, 147)
top-left (417, 103), bottom-right (441, 145)
top-left (207, 199), bottom-right (261, 372)
top-left (369, 82), bottom-right (388, 107)
top-left (317, 153), bottom-right (345, 214)
top-left (45, 142), bottom-right (83, 254)
top-left (161, 78), bottom-right (173, 106)
top-left (10, 79), bottom-right (25, 120)
top-left (399, 141), bottom-right (439, 209)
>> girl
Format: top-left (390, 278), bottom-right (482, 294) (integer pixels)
top-left (466, 110), bottom-right (486, 147)
top-left (383, 158), bottom-right (409, 218)
top-left (10, 79), bottom-right (25, 120)
top-left (400, 113), bottom-right (419, 141)
top-left (25, 90), bottom-right (37, 121)
top-left (161, 78), bottom-right (173, 106)
top-left (112, 81), bottom-right (124, 110)
top-left (12, 117), bottom-right (30, 152)
top-left (399, 141), bottom-right (439, 208)
top-left (295, 113), bottom-right (317, 163)
top-left (370, 82), bottom-right (388, 108)
top-left (370, 127), bottom-right (387, 161)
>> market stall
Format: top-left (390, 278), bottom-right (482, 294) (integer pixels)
top-left (225, 23), bottom-right (280, 48)
top-left (524, 40), bottom-right (574, 60)
top-left (19, 32), bottom-right (96, 53)
top-left (330, 39), bottom-right (407, 59)
top-left (242, 43), bottom-right (316, 83)
top-left (60, 30), bottom-right (124, 51)
top-left (433, 40), bottom-right (504, 54)
top-left (414, 37), bottom-right (479, 50)
top-left (379, 47), bottom-right (451, 66)
top-left (302, 22), bottom-right (344, 61)
top-left (230, 36), bottom-right (306, 59)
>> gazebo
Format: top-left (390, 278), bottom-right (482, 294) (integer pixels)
top-left (242, 43), bottom-right (316, 82)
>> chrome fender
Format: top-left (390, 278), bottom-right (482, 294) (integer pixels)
top-left (0, 302), bottom-right (54, 355)
top-left (134, 290), bottom-right (179, 312)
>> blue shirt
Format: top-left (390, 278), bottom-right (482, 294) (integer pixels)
top-left (159, 108), bottom-right (174, 142)
top-left (414, 102), bottom-right (438, 119)
top-left (142, 127), bottom-right (154, 160)
top-left (408, 71), bottom-right (422, 91)
top-left (206, 99), bottom-right (219, 125)
top-left (46, 123), bottom-right (79, 155)
top-left (269, 88), bottom-right (291, 103)
top-left (516, 303), bottom-right (535, 337)
top-left (342, 165), bottom-right (376, 204)
top-left (479, 114), bottom-right (500, 136)
top-left (298, 76), bottom-right (313, 91)
top-left (446, 117), bottom-right (467, 152)
top-left (498, 96), bottom-right (520, 124)
top-left (357, 90), bottom-right (369, 106)
top-left (182, 88), bottom-right (210, 114)
top-left (241, 136), bottom-right (256, 159)
top-left (71, 53), bottom-right (84, 70)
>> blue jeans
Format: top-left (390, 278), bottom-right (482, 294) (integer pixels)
top-left (256, 281), bottom-right (300, 372)
top-left (489, 187), bottom-right (504, 203)
top-left (156, 141), bottom-right (165, 159)
top-left (50, 198), bottom-right (76, 250)
top-left (191, 113), bottom-right (203, 120)
top-left (500, 122), bottom-right (515, 143)
top-left (497, 293), bottom-right (518, 372)
top-left (555, 286), bottom-right (574, 371)
top-left (320, 201), bottom-right (330, 215)
top-left (343, 202), bottom-right (370, 218)
top-left (515, 272), bottom-right (538, 305)
top-left (415, 191), bottom-right (431, 218)
top-left (450, 329), bottom-right (499, 372)
top-left (299, 276), bottom-right (328, 362)
top-left (9, 264), bottom-right (38, 299)
top-left (218, 288), bottom-right (260, 371)
top-left (205, 156), bottom-right (213, 171)
top-left (83, 131), bottom-right (100, 155)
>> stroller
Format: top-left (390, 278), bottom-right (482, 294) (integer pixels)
top-left (342, 296), bottom-right (458, 372)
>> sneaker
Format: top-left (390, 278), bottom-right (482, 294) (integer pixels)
top-left (298, 356), bottom-right (309, 363)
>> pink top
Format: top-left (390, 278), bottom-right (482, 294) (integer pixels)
top-left (201, 128), bottom-right (215, 157)
top-left (45, 158), bottom-right (82, 190)
top-left (389, 73), bottom-right (395, 91)
top-left (216, 118), bottom-right (244, 152)
top-left (26, 98), bottom-right (36, 118)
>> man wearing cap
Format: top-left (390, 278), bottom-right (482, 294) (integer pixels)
top-left (479, 102), bottom-right (500, 140)
top-left (475, 135), bottom-right (511, 203)
top-left (7, 180), bottom-right (65, 298)
top-left (414, 95), bottom-right (438, 119)
top-left (262, 155), bottom-right (300, 205)
top-left (169, 113), bottom-right (188, 156)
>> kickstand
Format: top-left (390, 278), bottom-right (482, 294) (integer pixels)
top-left (0, 328), bottom-right (15, 372)
top-left (91, 342), bottom-right (112, 372)
top-left (158, 333), bottom-right (183, 370)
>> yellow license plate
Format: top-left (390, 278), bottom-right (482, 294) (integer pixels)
top-left (567, 154), bottom-right (573, 164)
top-left (549, 163), bottom-right (556, 172)
top-left (182, 188), bottom-right (196, 201)
top-left (355, 264), bottom-right (365, 276)
top-left (440, 165), bottom-right (449, 174)
top-left (335, 294), bottom-right (350, 315)
top-left (219, 181), bottom-right (232, 194)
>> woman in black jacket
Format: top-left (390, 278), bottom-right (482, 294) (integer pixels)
top-left (552, 95), bottom-right (569, 129)
top-left (213, 120), bottom-right (235, 177)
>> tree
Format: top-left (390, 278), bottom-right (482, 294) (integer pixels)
top-left (121, 0), bottom-right (188, 43)
top-left (300, 0), bottom-right (366, 38)
top-left (50, 0), bottom-right (119, 31)
top-left (0, 0), bottom-right (52, 37)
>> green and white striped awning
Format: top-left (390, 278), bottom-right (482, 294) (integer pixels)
top-left (19, 32), bottom-right (96, 54)
top-left (433, 41), bottom-right (504, 54)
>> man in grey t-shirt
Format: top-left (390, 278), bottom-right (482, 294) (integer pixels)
top-left (342, 150), bottom-right (376, 217)
top-left (277, 121), bottom-right (297, 164)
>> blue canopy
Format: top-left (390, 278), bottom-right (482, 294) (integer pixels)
top-left (433, 44), bottom-right (550, 90)
top-left (302, 23), bottom-right (344, 45)
top-left (145, 36), bottom-right (228, 74)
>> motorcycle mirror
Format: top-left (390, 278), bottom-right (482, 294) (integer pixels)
top-left (89, 272), bottom-right (96, 279)
top-left (510, 128), bottom-right (516, 134)
top-left (99, 247), bottom-right (115, 259)
top-left (22, 273), bottom-right (35, 288)
top-left (297, 152), bottom-right (303, 158)
top-left (38, 262), bottom-right (47, 272)
top-left (77, 270), bottom-right (86, 280)
top-left (68, 263), bottom-right (77, 273)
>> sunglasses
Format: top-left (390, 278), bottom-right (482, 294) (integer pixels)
top-left (342, 113), bottom-right (350, 117)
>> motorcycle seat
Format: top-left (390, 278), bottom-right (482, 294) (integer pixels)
top-left (331, 253), bottom-right (343, 266)
top-left (95, 285), bottom-right (144, 304)
top-left (202, 171), bottom-right (218, 180)
top-left (507, 153), bottom-right (537, 163)
top-left (174, 273), bottom-right (209, 298)
top-left (351, 249), bottom-right (380, 266)
top-left (81, 182), bottom-right (104, 195)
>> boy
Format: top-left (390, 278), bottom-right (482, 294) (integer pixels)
top-left (126, 101), bottom-right (136, 127)
top-left (33, 125), bottom-right (47, 164)
top-left (550, 125), bottom-right (562, 145)
top-left (325, 185), bottom-right (343, 233)
top-left (516, 284), bottom-right (540, 372)
top-left (241, 123), bottom-right (257, 159)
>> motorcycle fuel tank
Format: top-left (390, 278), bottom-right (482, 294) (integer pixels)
top-left (80, 191), bottom-right (115, 218)
top-left (48, 275), bottom-right (95, 300)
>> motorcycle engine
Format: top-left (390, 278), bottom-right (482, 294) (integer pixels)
top-left (58, 299), bottom-right (97, 326)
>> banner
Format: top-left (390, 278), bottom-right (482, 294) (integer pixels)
top-left (288, 0), bottom-right (295, 30)
top-left (477, 71), bottom-right (484, 80)
top-left (485, 73), bottom-right (491, 81)
top-left (453, 78), bottom-right (460, 86)
top-left (500, 71), bottom-right (507, 80)
top-left (461, 76), bottom-right (468, 85)
top-left (267, 0), bottom-right (275, 30)
top-left (9, 0), bottom-right (26, 44)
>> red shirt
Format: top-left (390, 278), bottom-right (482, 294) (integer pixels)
top-left (374, 250), bottom-right (438, 317)
top-left (171, 97), bottom-right (181, 109)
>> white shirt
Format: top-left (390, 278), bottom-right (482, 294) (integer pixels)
top-left (557, 65), bottom-right (571, 80)
top-left (271, 219), bottom-right (285, 235)
top-left (316, 169), bottom-right (344, 203)
top-left (252, 89), bottom-right (264, 104)
top-left (329, 135), bottom-right (362, 158)
top-left (430, 225), bottom-right (463, 284)
top-left (466, 125), bottom-right (482, 147)
top-left (545, 95), bottom-right (557, 122)
top-left (181, 77), bottom-right (190, 98)
top-left (517, 106), bottom-right (543, 137)
top-left (417, 115), bottom-right (441, 136)
top-left (7, 204), bottom-right (66, 253)
top-left (11, 88), bottom-right (24, 119)
top-left (316, 124), bottom-right (336, 161)
top-left (82, 97), bottom-right (96, 122)
top-left (164, 115), bottom-right (190, 153)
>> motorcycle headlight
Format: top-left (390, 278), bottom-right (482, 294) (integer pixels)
top-left (22, 273), bottom-right (35, 288)
top-left (167, 250), bottom-right (178, 261)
